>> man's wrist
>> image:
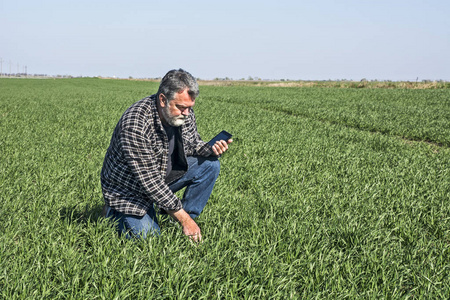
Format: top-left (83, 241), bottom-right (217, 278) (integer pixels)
top-left (167, 208), bottom-right (192, 225)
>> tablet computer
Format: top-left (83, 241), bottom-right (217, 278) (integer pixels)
top-left (207, 130), bottom-right (232, 146)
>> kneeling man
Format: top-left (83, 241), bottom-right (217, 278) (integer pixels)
top-left (101, 69), bottom-right (232, 242)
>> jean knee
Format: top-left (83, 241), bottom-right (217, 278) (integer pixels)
top-left (115, 212), bottom-right (160, 240)
top-left (207, 157), bottom-right (221, 177)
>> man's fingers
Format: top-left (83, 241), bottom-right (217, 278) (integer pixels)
top-left (212, 146), bottom-right (219, 156)
top-left (213, 140), bottom-right (229, 155)
top-left (189, 232), bottom-right (202, 243)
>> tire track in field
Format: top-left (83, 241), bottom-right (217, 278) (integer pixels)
top-left (269, 106), bottom-right (447, 149)
top-left (211, 97), bottom-right (448, 149)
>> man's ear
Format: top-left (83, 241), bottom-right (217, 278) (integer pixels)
top-left (159, 94), bottom-right (167, 108)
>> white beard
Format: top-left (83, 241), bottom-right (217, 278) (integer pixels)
top-left (161, 105), bottom-right (186, 127)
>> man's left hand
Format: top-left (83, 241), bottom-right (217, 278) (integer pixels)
top-left (212, 139), bottom-right (232, 156)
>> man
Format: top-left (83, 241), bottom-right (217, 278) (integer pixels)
top-left (101, 69), bottom-right (232, 242)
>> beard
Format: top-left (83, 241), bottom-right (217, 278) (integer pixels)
top-left (161, 104), bottom-right (186, 127)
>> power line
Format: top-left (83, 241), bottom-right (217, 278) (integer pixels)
top-left (0, 58), bottom-right (29, 77)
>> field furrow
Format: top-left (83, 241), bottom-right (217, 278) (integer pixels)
top-left (201, 85), bottom-right (450, 147)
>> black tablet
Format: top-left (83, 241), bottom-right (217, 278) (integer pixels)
top-left (207, 130), bottom-right (232, 146)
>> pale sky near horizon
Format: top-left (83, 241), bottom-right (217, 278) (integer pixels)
top-left (1, 0), bottom-right (449, 81)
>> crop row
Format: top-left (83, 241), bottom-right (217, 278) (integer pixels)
top-left (201, 85), bottom-right (450, 147)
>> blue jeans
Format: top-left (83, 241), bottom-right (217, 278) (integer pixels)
top-left (105, 156), bottom-right (220, 239)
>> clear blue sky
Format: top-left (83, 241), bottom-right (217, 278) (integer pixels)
top-left (1, 0), bottom-right (449, 80)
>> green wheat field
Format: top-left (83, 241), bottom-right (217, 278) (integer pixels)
top-left (1, 78), bottom-right (449, 299)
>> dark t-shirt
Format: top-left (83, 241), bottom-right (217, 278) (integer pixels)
top-left (163, 124), bottom-right (189, 184)
top-left (163, 124), bottom-right (176, 180)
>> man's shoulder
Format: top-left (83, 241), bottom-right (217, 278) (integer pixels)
top-left (127, 94), bottom-right (156, 112)
top-left (122, 95), bottom-right (157, 121)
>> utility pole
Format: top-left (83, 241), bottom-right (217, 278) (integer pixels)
top-left (9, 60), bottom-right (12, 77)
top-left (0, 57), bottom-right (3, 77)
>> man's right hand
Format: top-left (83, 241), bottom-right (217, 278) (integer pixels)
top-left (167, 208), bottom-right (202, 242)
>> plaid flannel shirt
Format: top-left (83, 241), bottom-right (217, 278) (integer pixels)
top-left (100, 94), bottom-right (213, 216)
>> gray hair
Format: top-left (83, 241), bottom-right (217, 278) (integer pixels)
top-left (156, 69), bottom-right (199, 101)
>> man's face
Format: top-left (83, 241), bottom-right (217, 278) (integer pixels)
top-left (159, 89), bottom-right (195, 127)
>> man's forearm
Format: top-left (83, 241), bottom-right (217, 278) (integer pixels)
top-left (168, 208), bottom-right (191, 224)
